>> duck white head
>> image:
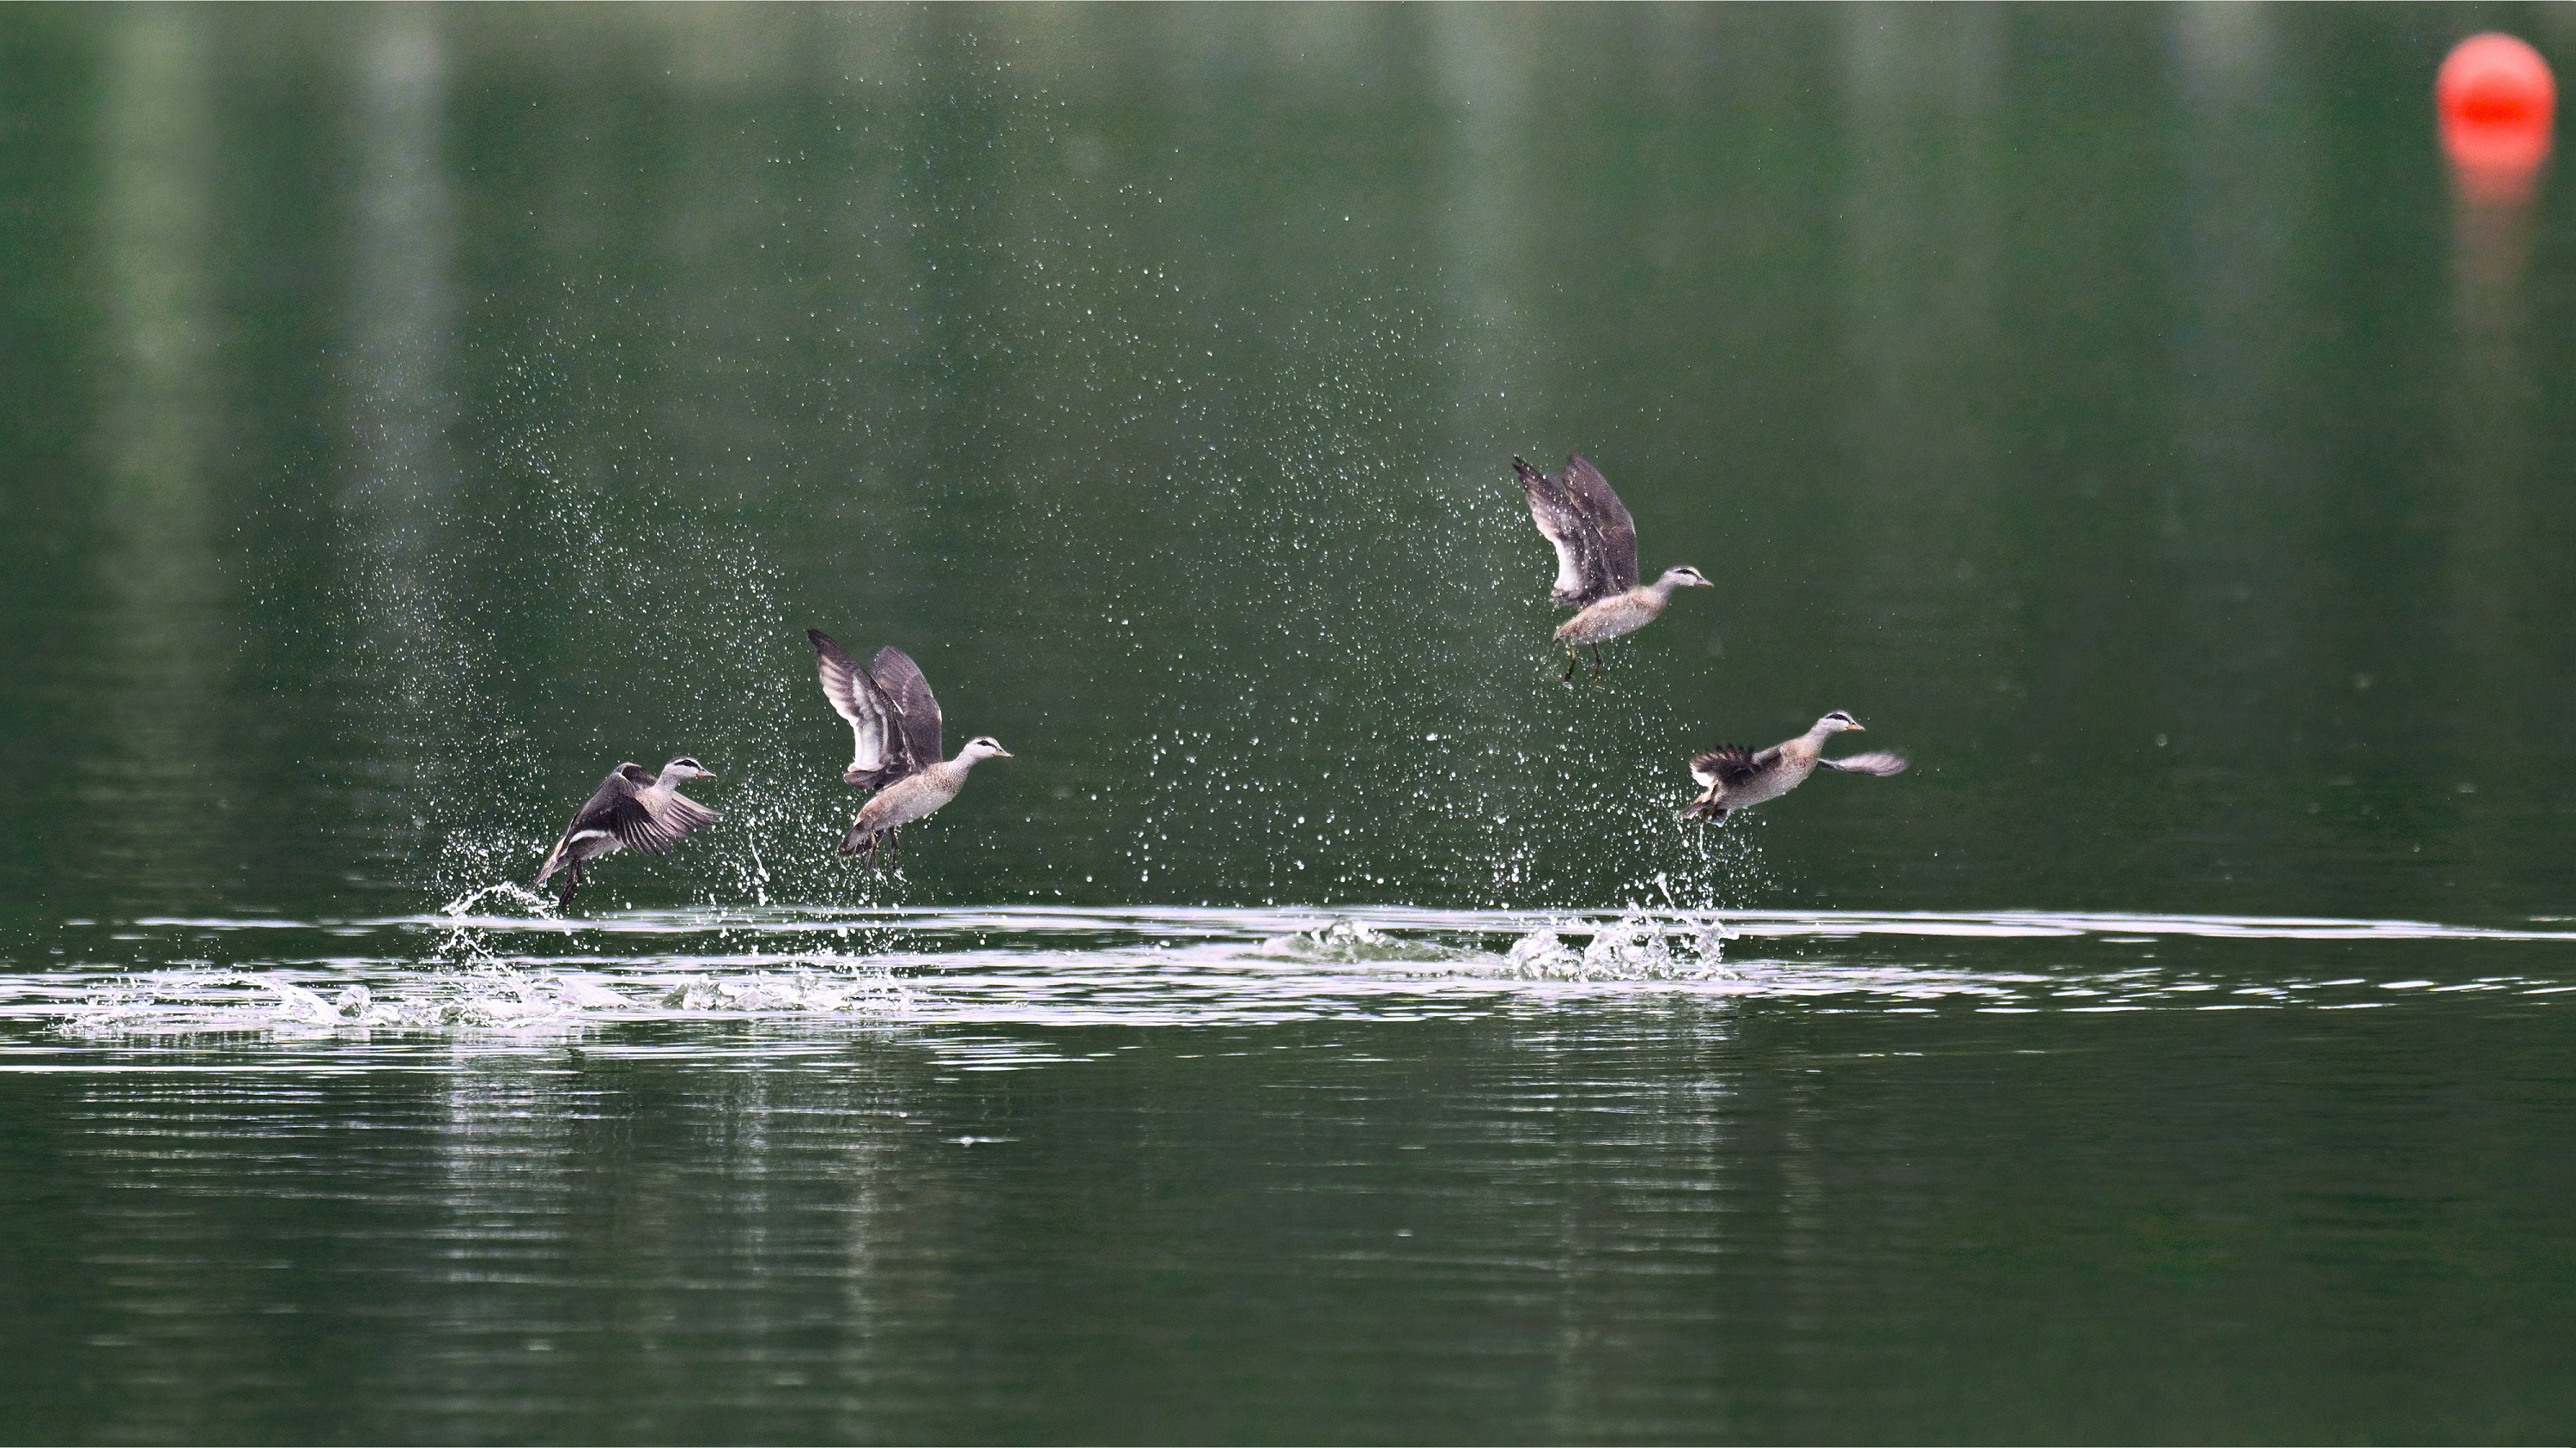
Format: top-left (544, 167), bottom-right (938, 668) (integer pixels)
top-left (656, 756), bottom-right (718, 787)
top-left (1814, 711), bottom-right (1864, 734)
top-left (1656, 565), bottom-right (1714, 590)
top-left (957, 737), bottom-right (1013, 764)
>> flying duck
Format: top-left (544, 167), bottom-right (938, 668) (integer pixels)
top-left (534, 756), bottom-right (719, 905)
top-left (1513, 453), bottom-right (1713, 679)
top-left (808, 629), bottom-right (1012, 870)
top-left (1677, 711), bottom-right (1907, 822)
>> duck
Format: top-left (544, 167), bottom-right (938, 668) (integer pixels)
top-left (1677, 711), bottom-right (1907, 821)
top-left (808, 629), bottom-right (1012, 870)
top-left (534, 756), bottom-right (719, 905)
top-left (1513, 453), bottom-right (1713, 679)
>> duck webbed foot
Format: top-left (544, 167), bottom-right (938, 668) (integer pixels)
top-left (1561, 648), bottom-right (1582, 683)
top-left (859, 830), bottom-right (901, 874)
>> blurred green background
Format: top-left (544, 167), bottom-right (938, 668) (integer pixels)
top-left (8, 9), bottom-right (2576, 1446)
top-left (7, 1), bottom-right (2574, 922)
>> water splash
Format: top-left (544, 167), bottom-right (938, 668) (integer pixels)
top-left (31, 906), bottom-right (2576, 1048)
top-left (61, 955), bottom-right (920, 1040)
top-left (1259, 918), bottom-right (1468, 964)
top-left (1492, 913), bottom-right (1732, 981)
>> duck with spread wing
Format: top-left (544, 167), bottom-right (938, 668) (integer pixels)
top-left (808, 629), bottom-right (1012, 871)
top-left (1512, 453), bottom-right (1713, 679)
top-left (1677, 712), bottom-right (1908, 822)
top-left (534, 756), bottom-right (720, 905)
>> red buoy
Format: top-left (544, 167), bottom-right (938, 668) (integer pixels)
top-left (2439, 33), bottom-right (2555, 204)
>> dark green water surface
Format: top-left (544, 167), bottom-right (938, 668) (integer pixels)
top-left (5, 6), bottom-right (2576, 1443)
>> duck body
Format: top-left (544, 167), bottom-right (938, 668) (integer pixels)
top-left (809, 629), bottom-right (1012, 871)
top-left (1679, 712), bottom-right (1907, 822)
top-left (1512, 454), bottom-right (1711, 678)
top-left (534, 756), bottom-right (720, 905)
top-left (839, 742), bottom-right (1009, 858)
top-left (1555, 575), bottom-right (1694, 647)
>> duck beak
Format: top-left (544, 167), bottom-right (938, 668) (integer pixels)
top-left (1846, 722), bottom-right (1865, 732)
top-left (699, 770), bottom-right (719, 780)
top-left (993, 747), bottom-right (1013, 759)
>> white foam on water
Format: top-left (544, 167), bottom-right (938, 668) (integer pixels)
top-left (20, 903), bottom-right (2576, 1050)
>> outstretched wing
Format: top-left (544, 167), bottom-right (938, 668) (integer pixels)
top-left (1557, 454), bottom-right (1637, 593)
top-left (810, 629), bottom-right (918, 788)
top-left (867, 646), bottom-right (944, 770)
top-left (588, 789), bottom-right (696, 856)
top-left (1515, 457), bottom-right (1618, 607)
top-left (633, 787), bottom-right (720, 850)
top-left (1820, 751), bottom-right (1909, 777)
top-left (540, 765), bottom-right (715, 867)
top-left (1688, 745), bottom-right (1765, 788)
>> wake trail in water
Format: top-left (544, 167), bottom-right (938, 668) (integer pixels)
top-left (19, 905), bottom-right (2576, 1049)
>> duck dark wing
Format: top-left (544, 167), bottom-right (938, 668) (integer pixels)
top-left (1558, 454), bottom-right (1637, 593)
top-left (1515, 457), bottom-right (1618, 608)
top-left (868, 646), bottom-right (944, 769)
top-left (1688, 745), bottom-right (1765, 788)
top-left (811, 629), bottom-right (914, 788)
top-left (564, 771), bottom-right (715, 858)
top-left (586, 791), bottom-right (687, 856)
top-left (1820, 751), bottom-right (1909, 776)
top-left (564, 768), bottom-right (643, 832)
top-left (538, 767), bottom-right (644, 885)
top-left (551, 767), bottom-right (647, 852)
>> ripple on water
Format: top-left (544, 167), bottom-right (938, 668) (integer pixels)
top-left (11, 905), bottom-right (2575, 1052)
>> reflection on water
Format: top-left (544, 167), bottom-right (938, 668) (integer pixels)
top-left (339, 4), bottom-right (483, 883)
top-left (2445, 38), bottom-right (2547, 791)
top-left (14, 5), bottom-right (2575, 923)
top-left (91, 7), bottom-right (228, 905)
top-left (3, 906), bottom-right (2570, 1442)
